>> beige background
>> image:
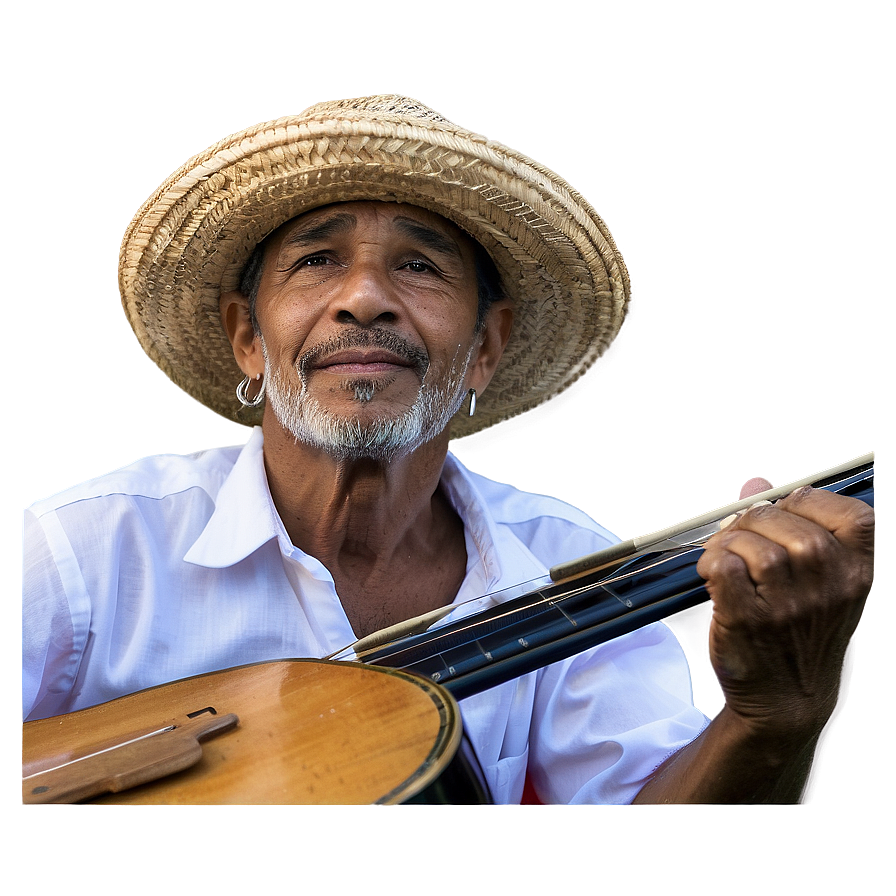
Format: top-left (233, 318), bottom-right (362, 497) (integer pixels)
top-left (0, 0), bottom-right (896, 894)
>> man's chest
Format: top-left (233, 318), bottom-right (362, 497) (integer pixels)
top-left (333, 544), bottom-right (469, 640)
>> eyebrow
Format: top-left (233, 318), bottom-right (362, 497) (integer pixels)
top-left (279, 212), bottom-right (358, 250)
top-left (393, 216), bottom-right (464, 261)
top-left (276, 209), bottom-right (464, 263)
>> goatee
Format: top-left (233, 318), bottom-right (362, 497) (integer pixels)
top-left (262, 329), bottom-right (476, 461)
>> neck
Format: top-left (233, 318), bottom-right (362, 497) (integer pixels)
top-left (264, 420), bottom-right (451, 556)
top-left (260, 412), bottom-right (466, 635)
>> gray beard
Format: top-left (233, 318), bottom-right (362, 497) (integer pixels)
top-left (261, 333), bottom-right (476, 462)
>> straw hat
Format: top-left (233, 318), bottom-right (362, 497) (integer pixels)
top-left (119, 95), bottom-right (630, 437)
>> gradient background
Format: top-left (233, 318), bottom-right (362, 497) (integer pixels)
top-left (0, 0), bottom-right (896, 896)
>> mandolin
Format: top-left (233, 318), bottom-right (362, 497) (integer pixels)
top-left (22, 454), bottom-right (874, 804)
top-left (22, 659), bottom-right (487, 805)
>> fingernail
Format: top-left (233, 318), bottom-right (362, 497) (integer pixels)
top-left (720, 499), bottom-right (773, 530)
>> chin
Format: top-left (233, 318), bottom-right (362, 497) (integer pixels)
top-left (265, 354), bottom-right (469, 461)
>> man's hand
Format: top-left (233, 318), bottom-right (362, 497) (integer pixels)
top-left (635, 478), bottom-right (874, 803)
top-left (697, 484), bottom-right (875, 743)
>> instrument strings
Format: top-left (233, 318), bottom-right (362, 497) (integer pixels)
top-left (352, 544), bottom-right (700, 668)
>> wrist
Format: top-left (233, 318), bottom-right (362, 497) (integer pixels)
top-left (716, 703), bottom-right (825, 775)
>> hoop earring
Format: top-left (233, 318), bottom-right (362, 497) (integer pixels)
top-left (236, 373), bottom-right (266, 408)
top-left (468, 388), bottom-right (477, 417)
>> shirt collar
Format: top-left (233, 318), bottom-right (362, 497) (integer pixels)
top-left (184, 431), bottom-right (550, 601)
top-left (440, 453), bottom-right (551, 611)
top-left (183, 427), bottom-right (282, 568)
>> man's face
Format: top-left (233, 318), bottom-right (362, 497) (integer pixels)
top-left (250, 201), bottom-right (487, 460)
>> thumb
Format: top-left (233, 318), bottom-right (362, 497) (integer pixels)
top-left (739, 477), bottom-right (773, 500)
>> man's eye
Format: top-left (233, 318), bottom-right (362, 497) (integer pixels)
top-left (404, 260), bottom-right (433, 273)
top-left (302, 254), bottom-right (331, 267)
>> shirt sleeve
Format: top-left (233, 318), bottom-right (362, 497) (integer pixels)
top-left (23, 510), bottom-right (90, 721)
top-left (528, 622), bottom-right (710, 804)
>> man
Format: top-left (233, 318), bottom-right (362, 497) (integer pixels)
top-left (23, 95), bottom-right (874, 803)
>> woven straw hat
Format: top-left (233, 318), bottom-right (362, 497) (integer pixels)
top-left (119, 95), bottom-right (630, 437)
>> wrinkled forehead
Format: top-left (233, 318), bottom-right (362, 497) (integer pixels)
top-left (264, 200), bottom-right (480, 262)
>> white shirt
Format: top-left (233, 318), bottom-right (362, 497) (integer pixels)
top-left (23, 427), bottom-right (709, 803)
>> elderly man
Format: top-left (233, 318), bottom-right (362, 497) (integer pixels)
top-left (23, 96), bottom-right (874, 803)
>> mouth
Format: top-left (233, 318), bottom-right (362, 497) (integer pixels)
top-left (313, 349), bottom-right (417, 376)
top-left (299, 331), bottom-right (430, 381)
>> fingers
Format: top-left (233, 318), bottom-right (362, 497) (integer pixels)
top-left (774, 486), bottom-right (875, 553)
top-left (707, 486), bottom-right (874, 569)
top-left (719, 498), bottom-right (833, 582)
top-left (703, 489), bottom-right (873, 582)
top-left (697, 532), bottom-right (792, 627)
top-left (697, 485), bottom-right (874, 625)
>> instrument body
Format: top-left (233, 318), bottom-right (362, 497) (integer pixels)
top-left (23, 659), bottom-right (487, 804)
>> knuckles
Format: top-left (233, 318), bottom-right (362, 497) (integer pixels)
top-left (847, 501), bottom-right (876, 548)
top-left (699, 491), bottom-right (875, 603)
top-left (749, 540), bottom-right (791, 582)
top-left (781, 526), bottom-right (830, 572)
top-left (696, 545), bottom-right (743, 582)
top-left (780, 487), bottom-right (875, 544)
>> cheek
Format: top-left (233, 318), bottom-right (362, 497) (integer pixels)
top-left (413, 293), bottom-right (479, 353)
top-left (255, 301), bottom-right (322, 364)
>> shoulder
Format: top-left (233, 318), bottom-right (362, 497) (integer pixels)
top-left (445, 454), bottom-right (618, 567)
top-left (463, 464), bottom-right (613, 532)
top-left (27, 444), bottom-right (243, 519)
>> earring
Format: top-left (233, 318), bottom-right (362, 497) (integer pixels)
top-left (468, 388), bottom-right (477, 417)
top-left (236, 373), bottom-right (266, 408)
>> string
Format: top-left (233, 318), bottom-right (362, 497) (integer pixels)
top-left (23, 726), bottom-right (174, 779)
top-left (350, 544), bottom-right (702, 667)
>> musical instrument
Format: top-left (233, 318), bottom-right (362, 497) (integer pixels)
top-left (23, 659), bottom-right (489, 804)
top-left (23, 454), bottom-right (874, 804)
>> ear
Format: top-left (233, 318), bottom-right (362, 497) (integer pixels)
top-left (467, 300), bottom-right (514, 394)
top-left (220, 290), bottom-right (265, 378)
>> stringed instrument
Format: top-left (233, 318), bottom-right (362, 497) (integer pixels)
top-left (23, 659), bottom-right (487, 805)
top-left (22, 454), bottom-right (874, 804)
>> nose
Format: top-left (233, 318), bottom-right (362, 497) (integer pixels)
top-left (332, 262), bottom-right (399, 327)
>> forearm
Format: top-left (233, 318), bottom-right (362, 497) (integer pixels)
top-left (633, 707), bottom-right (821, 804)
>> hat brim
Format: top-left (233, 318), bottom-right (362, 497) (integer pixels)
top-left (119, 96), bottom-right (630, 437)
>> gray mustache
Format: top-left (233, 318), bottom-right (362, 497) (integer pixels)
top-left (298, 329), bottom-right (430, 378)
